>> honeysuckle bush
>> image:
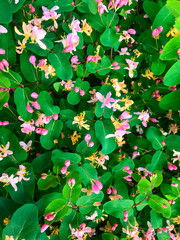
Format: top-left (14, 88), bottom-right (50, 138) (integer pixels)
top-left (0, 0), bottom-right (180, 239)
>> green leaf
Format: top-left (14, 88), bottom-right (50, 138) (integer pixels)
top-left (48, 52), bottom-right (73, 80)
top-left (146, 126), bottom-right (164, 150)
top-left (102, 233), bottom-right (119, 240)
top-left (52, 149), bottom-right (81, 166)
top-left (32, 152), bottom-right (52, 175)
top-left (10, 0), bottom-right (26, 13)
top-left (38, 175), bottom-right (57, 190)
top-left (147, 150), bottom-right (167, 172)
top-left (54, 0), bottom-right (74, 12)
top-left (95, 120), bottom-right (117, 155)
top-left (151, 170), bottom-right (163, 188)
top-left (138, 29), bottom-right (157, 53)
top-left (77, 163), bottom-right (98, 186)
top-left (83, 0), bottom-right (97, 14)
top-left (159, 89), bottom-right (180, 111)
top-left (138, 179), bottom-right (152, 195)
top-left (14, 87), bottom-right (32, 121)
top-left (160, 36), bottom-right (180, 61)
top-left (103, 199), bottom-right (134, 218)
top-left (0, 91), bottom-right (9, 110)
top-left (165, 135), bottom-right (180, 151)
top-left (151, 57), bottom-right (166, 76)
top-left (0, 72), bottom-right (11, 88)
top-left (45, 199), bottom-right (71, 223)
top-left (143, 1), bottom-right (161, 21)
top-left (112, 159), bottom-right (135, 173)
top-left (20, 52), bottom-right (37, 83)
top-left (135, 194), bottom-right (148, 211)
top-left (4, 70), bottom-right (22, 87)
top-left (38, 91), bottom-right (60, 116)
top-left (148, 195), bottom-right (171, 218)
top-left (40, 120), bottom-right (63, 150)
top-left (153, 6), bottom-right (175, 33)
top-left (100, 27), bottom-right (120, 51)
top-left (166, 0), bottom-right (180, 17)
top-left (163, 60), bottom-right (180, 86)
top-left (150, 210), bottom-right (163, 229)
top-left (97, 56), bottom-right (111, 75)
top-left (0, 0), bottom-right (12, 24)
top-left (2, 204), bottom-right (38, 240)
top-left (0, 197), bottom-right (18, 224)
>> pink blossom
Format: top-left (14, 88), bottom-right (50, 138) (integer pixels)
top-left (0, 25), bottom-right (8, 34)
top-left (75, 87), bottom-right (79, 93)
top-left (171, 183), bottom-right (178, 187)
top-left (85, 211), bottom-right (98, 220)
top-left (0, 173), bottom-right (19, 191)
top-left (107, 187), bottom-right (112, 194)
top-left (91, 179), bottom-right (103, 194)
top-left (35, 128), bottom-right (48, 135)
top-left (89, 142), bottom-right (94, 147)
top-left (37, 59), bottom-right (46, 67)
top-left (19, 140), bottom-right (32, 152)
top-left (112, 62), bottom-right (120, 70)
top-left (85, 134), bottom-right (91, 144)
top-left (134, 110), bottom-right (149, 127)
top-left (31, 92), bottom-right (38, 99)
top-left (127, 28), bottom-right (136, 34)
top-left (124, 175), bottom-right (132, 182)
top-left (29, 4), bottom-right (35, 13)
top-left (41, 223), bottom-right (49, 233)
top-left (0, 49), bottom-right (5, 54)
top-left (41, 173), bottom-right (47, 179)
top-left (98, 2), bottom-right (108, 16)
top-left (44, 212), bottom-right (55, 221)
top-left (119, 111), bottom-right (132, 120)
top-left (26, 103), bottom-right (34, 113)
top-left (19, 117), bottom-right (35, 134)
top-left (152, 26), bottom-right (163, 38)
top-left (118, 47), bottom-right (130, 56)
top-left (67, 178), bottom-right (75, 187)
top-left (31, 26), bottom-right (47, 50)
top-left (168, 163), bottom-right (177, 171)
top-left (71, 55), bottom-right (80, 64)
top-left (42, 6), bottom-right (61, 28)
top-left (31, 100), bottom-right (40, 110)
top-left (53, 113), bottom-right (58, 120)
top-left (70, 16), bottom-right (81, 33)
top-left (29, 56), bottom-right (36, 66)
top-left (61, 32), bottom-right (79, 53)
top-left (96, 91), bottom-right (114, 108)
top-left (124, 59), bottom-right (139, 78)
top-left (80, 90), bottom-right (85, 96)
top-left (0, 142), bottom-right (13, 160)
top-left (86, 55), bottom-right (101, 63)
top-left (61, 166), bottom-right (68, 174)
top-left (65, 160), bottom-right (71, 166)
top-left (16, 165), bottom-right (30, 181)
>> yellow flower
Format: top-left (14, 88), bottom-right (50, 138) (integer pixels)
top-left (166, 26), bottom-right (179, 37)
top-left (172, 216), bottom-right (180, 224)
top-left (81, 19), bottom-right (93, 36)
top-left (38, 59), bottom-right (56, 78)
top-left (110, 78), bottom-right (127, 97)
top-left (120, 97), bottom-right (134, 111)
top-left (141, 69), bottom-right (157, 80)
top-left (70, 131), bottom-right (81, 145)
top-left (4, 218), bottom-right (10, 226)
top-left (133, 49), bottom-right (142, 58)
top-left (72, 111), bottom-right (90, 130)
top-left (5, 237), bottom-right (14, 240)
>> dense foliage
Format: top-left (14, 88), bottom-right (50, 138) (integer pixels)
top-left (0, 0), bottom-right (180, 239)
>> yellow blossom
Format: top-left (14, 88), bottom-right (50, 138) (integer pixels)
top-left (133, 49), bottom-right (142, 58)
top-left (81, 19), bottom-right (93, 36)
top-left (156, 96), bottom-right (162, 101)
top-left (172, 216), bottom-right (180, 224)
top-left (110, 78), bottom-right (127, 97)
top-left (169, 123), bottom-right (179, 134)
top-left (16, 39), bottom-right (27, 54)
top-left (72, 111), bottom-right (90, 130)
top-left (142, 69), bottom-right (157, 80)
top-left (38, 59), bottom-right (56, 78)
top-left (120, 97), bottom-right (134, 111)
top-left (50, 226), bottom-right (59, 235)
top-left (85, 151), bottom-right (109, 169)
top-left (70, 131), bottom-right (81, 145)
top-left (166, 109), bottom-right (173, 120)
top-left (5, 237), bottom-right (14, 240)
top-left (4, 218), bottom-right (10, 225)
top-left (166, 26), bottom-right (179, 37)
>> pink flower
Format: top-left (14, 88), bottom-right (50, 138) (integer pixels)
top-left (98, 2), bottom-right (108, 16)
top-left (71, 55), bottom-right (80, 64)
top-left (127, 28), bottom-right (136, 34)
top-left (41, 173), bottom-right (47, 179)
top-left (85, 211), bottom-right (98, 220)
top-left (61, 166), bottom-right (68, 174)
top-left (44, 212), bottom-right (55, 221)
top-left (30, 92), bottom-right (38, 99)
top-left (85, 134), bottom-right (91, 144)
top-left (112, 62), bottom-right (120, 70)
top-left (134, 110), bottom-right (149, 127)
top-left (31, 26), bottom-right (47, 50)
top-left (0, 49), bottom-right (5, 54)
top-left (107, 187), bottom-right (112, 194)
top-left (53, 113), bottom-right (58, 120)
top-left (96, 91), bottom-right (114, 108)
top-left (0, 142), bottom-right (13, 160)
top-left (124, 59), bottom-right (139, 78)
top-left (19, 117), bottom-right (35, 134)
top-left (26, 103), bottom-right (34, 113)
top-left (65, 160), bottom-right (71, 166)
top-left (171, 183), bottom-right (178, 187)
top-left (29, 56), bottom-right (36, 67)
top-left (80, 90), bottom-right (85, 96)
top-left (61, 32), bottom-right (79, 53)
top-left (70, 16), bottom-right (81, 33)
top-left (19, 140), bottom-right (32, 152)
top-left (29, 4), bottom-right (35, 13)
top-left (119, 111), bottom-right (132, 120)
top-left (41, 223), bottom-right (49, 233)
top-left (75, 87), bottom-right (79, 93)
top-left (0, 25), bottom-right (8, 34)
top-left (67, 178), bottom-right (76, 187)
top-left (0, 173), bottom-right (19, 191)
top-left (168, 163), bottom-right (177, 171)
top-left (177, 49), bottom-right (180, 56)
top-left (16, 165), bottom-right (30, 181)
top-left (31, 100), bottom-right (40, 110)
top-left (118, 47), bottom-right (130, 56)
top-left (91, 179), bottom-right (103, 194)
top-left (152, 26), bottom-right (163, 38)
